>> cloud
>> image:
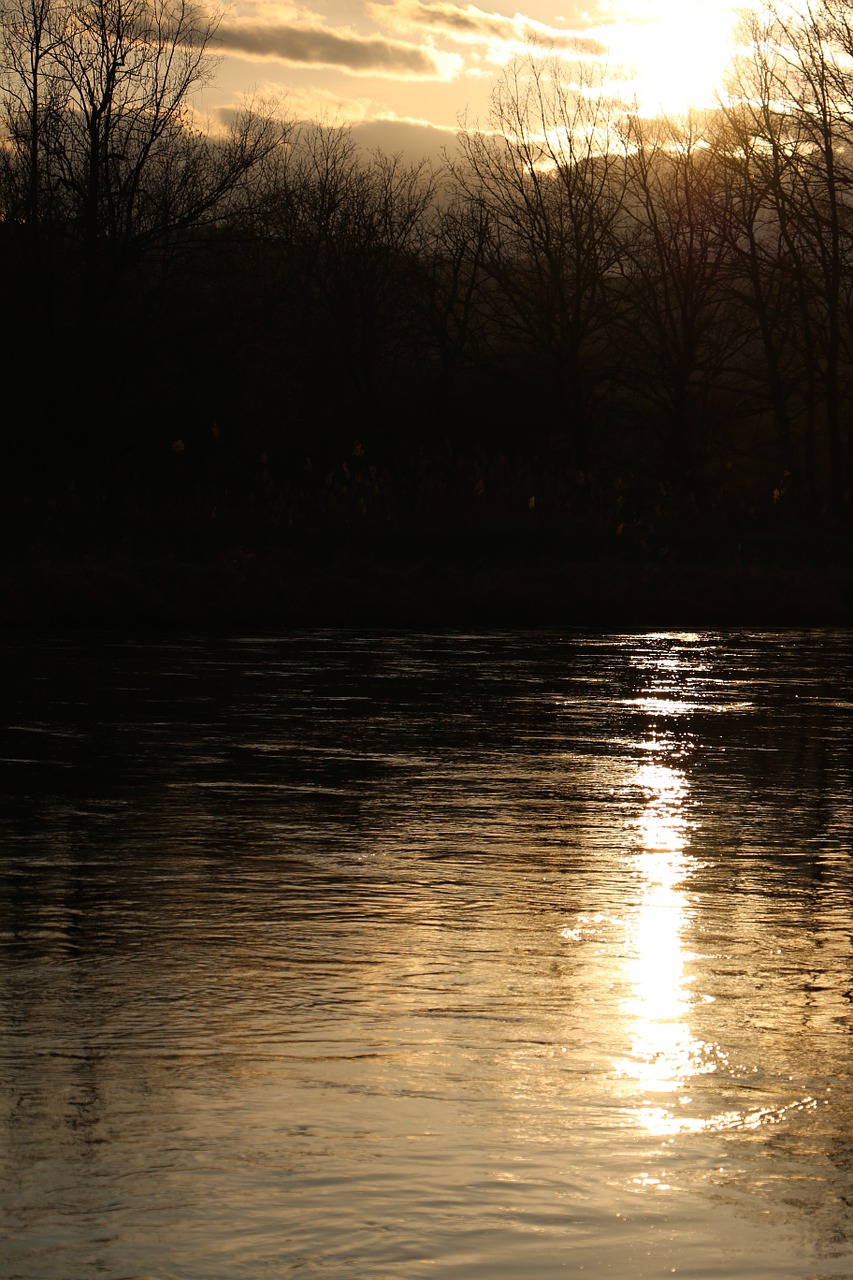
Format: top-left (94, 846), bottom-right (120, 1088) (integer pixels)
top-left (350, 115), bottom-right (459, 164)
top-left (367, 0), bottom-right (606, 58)
top-left (209, 89), bottom-right (459, 164)
top-left (217, 18), bottom-right (462, 78)
top-left (260, 84), bottom-right (386, 124)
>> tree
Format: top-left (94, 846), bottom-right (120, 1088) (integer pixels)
top-left (724, 0), bottom-right (853, 512)
top-left (719, 10), bottom-right (817, 498)
top-left (1, 0), bottom-right (283, 478)
top-left (0, 0), bottom-right (64, 241)
top-left (1, 0), bottom-right (282, 276)
top-left (251, 124), bottom-right (435, 431)
top-left (615, 111), bottom-right (743, 494)
top-left (455, 55), bottom-right (627, 470)
top-left (418, 191), bottom-right (490, 403)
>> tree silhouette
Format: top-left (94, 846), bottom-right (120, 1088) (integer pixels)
top-left (455, 56), bottom-right (627, 470)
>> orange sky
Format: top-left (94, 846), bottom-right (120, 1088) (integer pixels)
top-left (201, 0), bottom-right (745, 158)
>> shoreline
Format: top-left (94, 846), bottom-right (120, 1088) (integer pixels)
top-left (2, 549), bottom-right (852, 630)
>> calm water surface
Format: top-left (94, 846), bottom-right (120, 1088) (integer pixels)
top-left (1, 630), bottom-right (852, 1279)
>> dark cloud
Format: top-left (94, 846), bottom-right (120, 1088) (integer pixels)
top-left (217, 19), bottom-right (454, 77)
top-left (350, 116), bottom-right (457, 165)
top-left (368, 0), bottom-right (606, 57)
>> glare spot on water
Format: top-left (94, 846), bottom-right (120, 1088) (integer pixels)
top-left (617, 752), bottom-right (701, 1118)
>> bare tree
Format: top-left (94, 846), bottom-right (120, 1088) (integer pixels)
top-left (0, 0), bottom-right (65, 239)
top-left (455, 54), bottom-right (627, 470)
top-left (1, 0), bottom-right (282, 277)
top-left (720, 9), bottom-right (820, 497)
top-left (252, 124), bottom-right (436, 419)
top-left (418, 191), bottom-right (490, 401)
top-left (616, 110), bottom-right (742, 491)
top-left (724, 0), bottom-right (853, 510)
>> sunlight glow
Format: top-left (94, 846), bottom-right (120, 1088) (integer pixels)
top-left (600, 0), bottom-right (740, 115)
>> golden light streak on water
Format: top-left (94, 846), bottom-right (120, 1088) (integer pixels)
top-left (615, 754), bottom-right (712, 1132)
top-left (614, 636), bottom-right (822, 1148)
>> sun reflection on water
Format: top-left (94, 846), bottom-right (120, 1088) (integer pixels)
top-left (606, 637), bottom-right (828, 1150)
top-left (616, 754), bottom-right (712, 1124)
top-left (613, 639), bottom-right (727, 1138)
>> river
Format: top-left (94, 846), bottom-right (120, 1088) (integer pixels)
top-left (1, 631), bottom-right (852, 1278)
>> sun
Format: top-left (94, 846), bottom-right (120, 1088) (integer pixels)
top-left (599, 0), bottom-right (740, 115)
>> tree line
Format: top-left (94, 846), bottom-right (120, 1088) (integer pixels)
top-left (2, 0), bottom-right (853, 556)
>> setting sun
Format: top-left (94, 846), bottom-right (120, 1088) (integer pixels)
top-left (601, 0), bottom-right (741, 114)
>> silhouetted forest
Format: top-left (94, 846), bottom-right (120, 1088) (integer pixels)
top-left (2, 0), bottom-right (852, 623)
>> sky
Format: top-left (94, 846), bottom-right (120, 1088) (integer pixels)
top-left (204, 0), bottom-right (745, 159)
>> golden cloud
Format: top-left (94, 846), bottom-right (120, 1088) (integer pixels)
top-left (367, 0), bottom-right (606, 57)
top-left (217, 18), bottom-right (462, 78)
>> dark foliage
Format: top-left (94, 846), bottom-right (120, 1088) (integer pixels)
top-left (1, 1), bottom-right (851, 621)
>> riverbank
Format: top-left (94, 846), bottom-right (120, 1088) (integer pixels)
top-left (2, 543), bottom-right (851, 629)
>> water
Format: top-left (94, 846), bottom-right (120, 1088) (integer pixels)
top-left (1, 630), bottom-right (852, 1279)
